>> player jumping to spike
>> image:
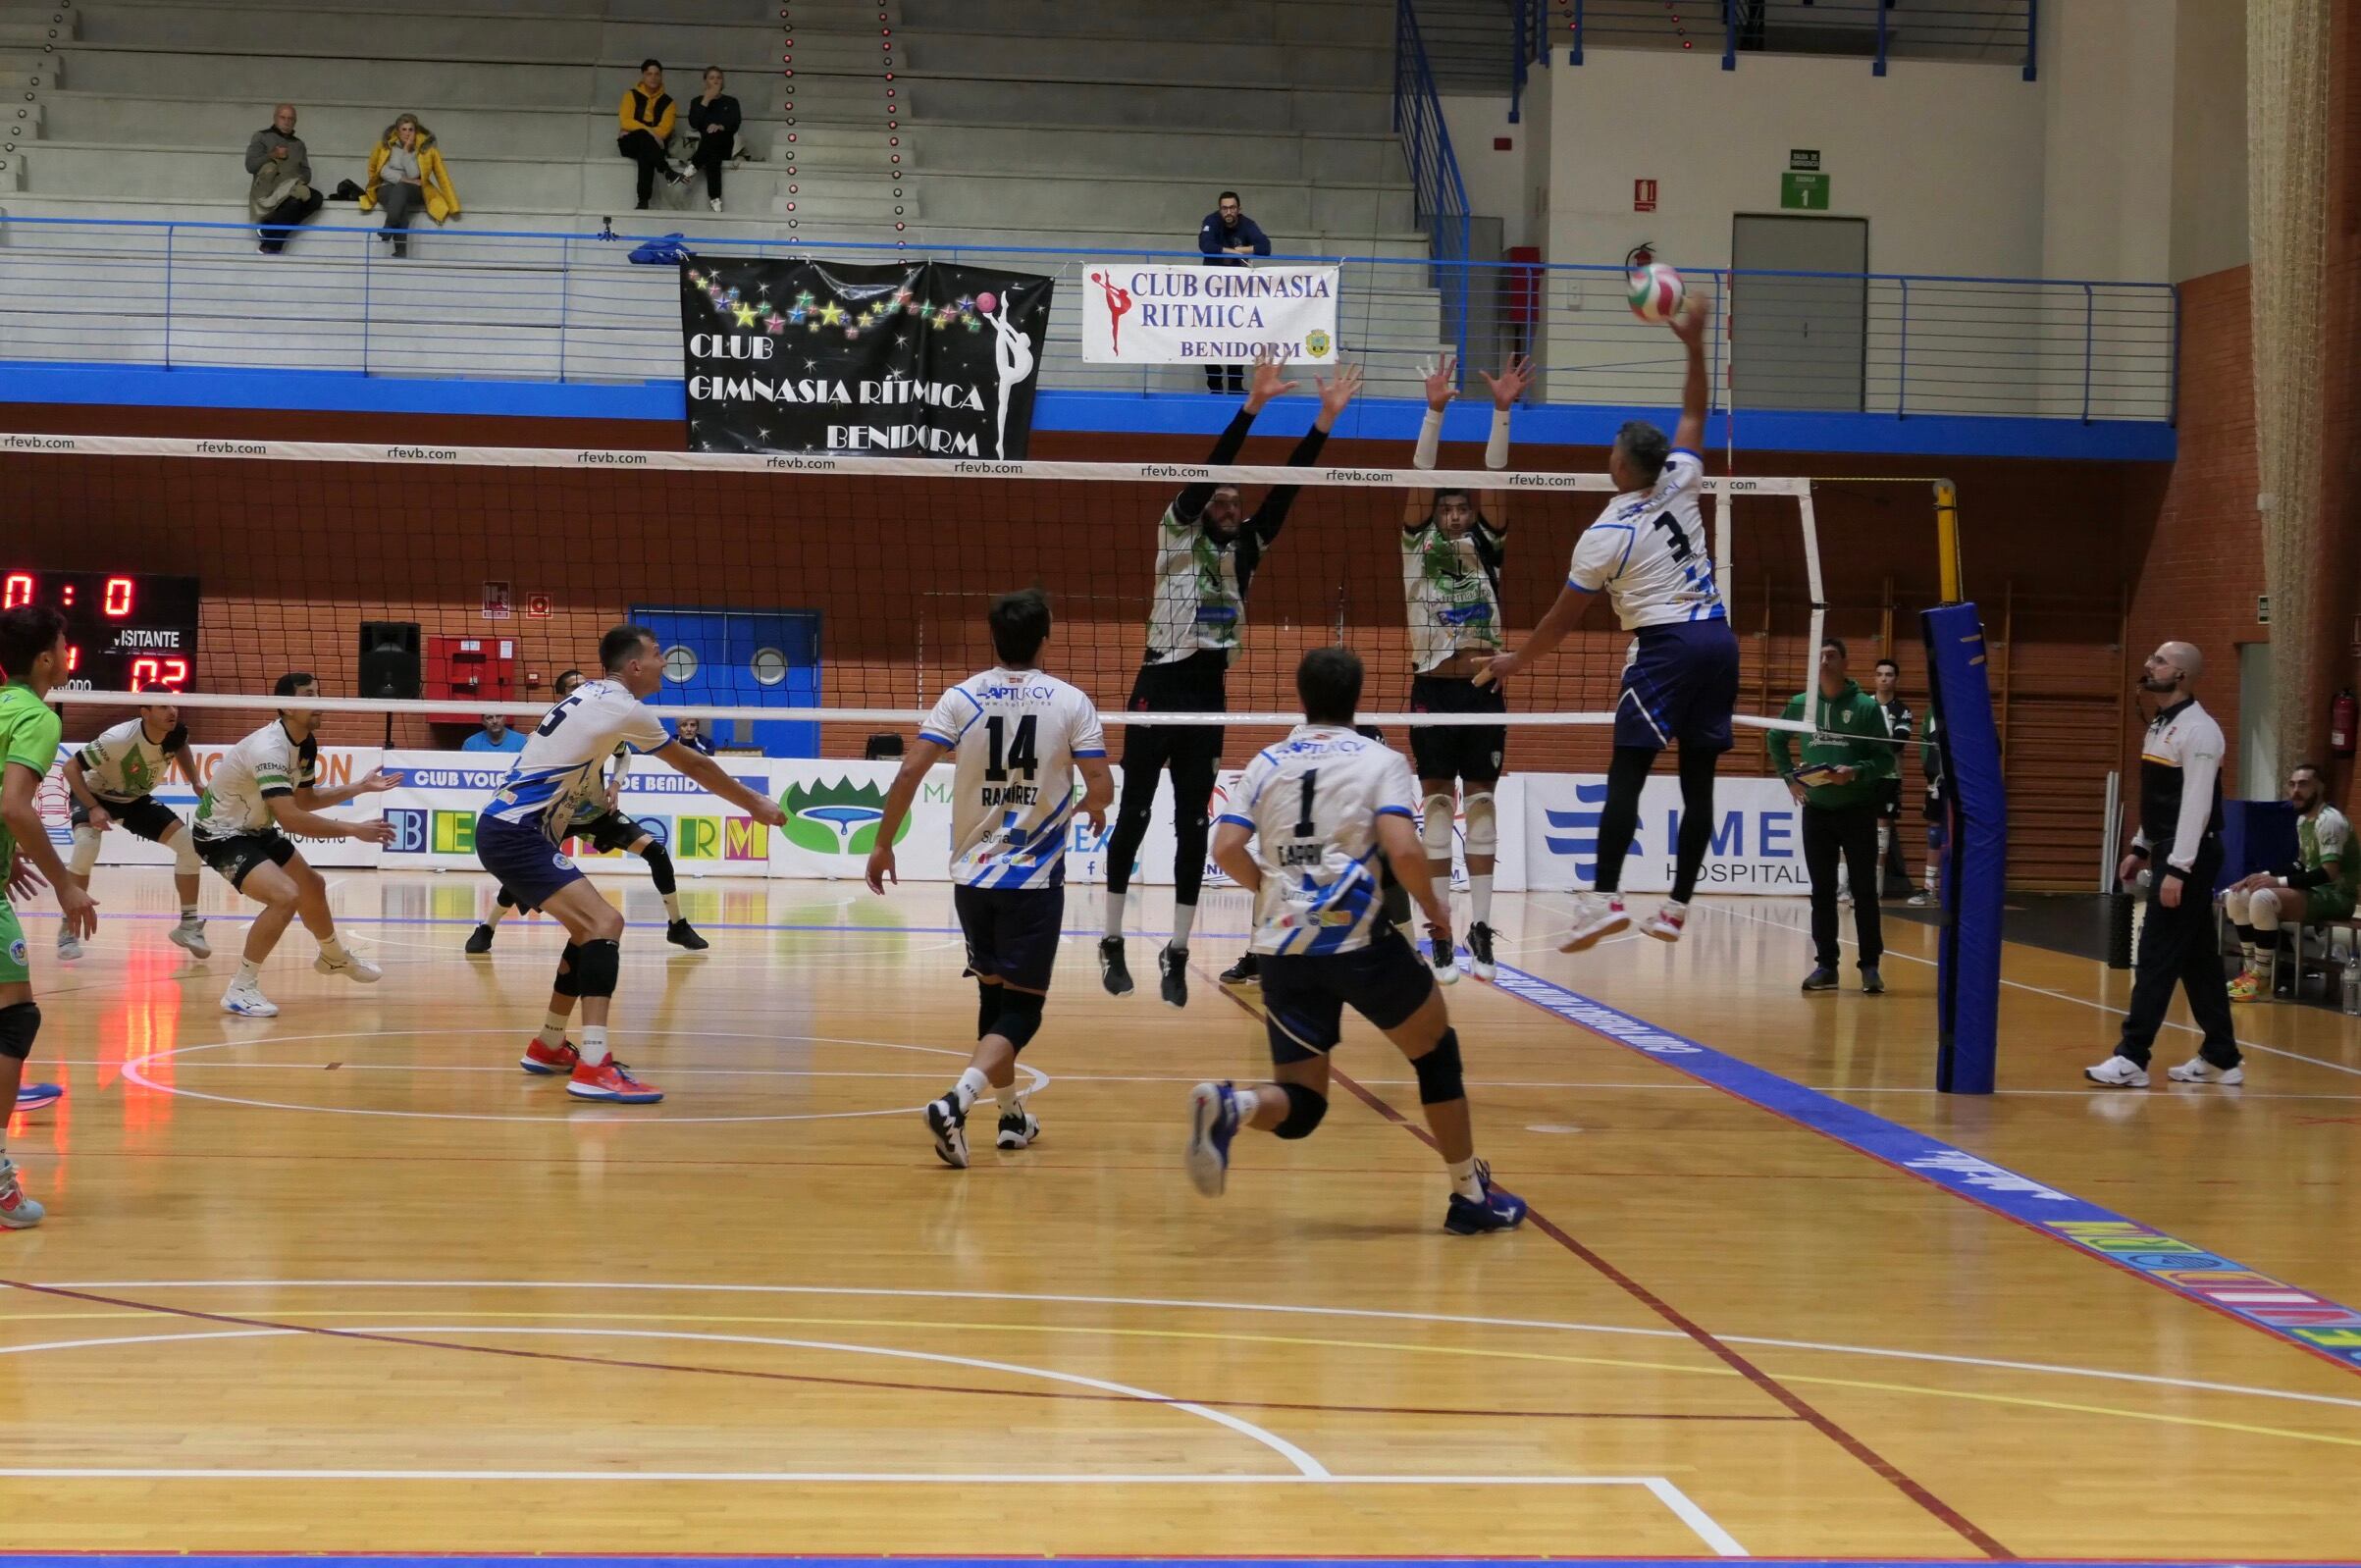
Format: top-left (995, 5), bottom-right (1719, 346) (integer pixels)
top-left (865, 589), bottom-right (1114, 1167)
top-left (474, 626), bottom-right (785, 1105)
top-left (56, 689), bottom-right (211, 962)
top-left (1182, 647), bottom-right (1527, 1235)
top-left (1478, 295), bottom-right (1736, 951)
top-left (1101, 353), bottom-right (1362, 1009)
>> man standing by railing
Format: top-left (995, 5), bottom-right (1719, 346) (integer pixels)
top-left (1197, 191), bottom-right (1271, 393)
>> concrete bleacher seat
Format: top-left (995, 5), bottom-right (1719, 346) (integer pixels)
top-left (0, 0), bottom-right (1449, 395)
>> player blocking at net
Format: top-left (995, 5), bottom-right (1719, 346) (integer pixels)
top-left (54, 689), bottom-right (211, 963)
top-left (194, 673), bottom-right (399, 1018)
top-left (466, 667), bottom-right (709, 956)
top-left (1100, 353), bottom-right (1363, 1010)
top-left (474, 625), bottom-right (786, 1105)
top-left (864, 589), bottom-right (1114, 1167)
top-left (1183, 647), bottom-right (1527, 1235)
top-left (1399, 351), bottom-right (1531, 985)
top-left (1479, 296), bottom-right (1738, 950)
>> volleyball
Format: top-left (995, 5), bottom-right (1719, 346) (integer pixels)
top-left (1627, 263), bottom-right (1685, 324)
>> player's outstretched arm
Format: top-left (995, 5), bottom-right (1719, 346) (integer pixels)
top-left (3, 762), bottom-right (93, 936)
top-left (864, 737), bottom-right (948, 894)
top-left (301, 769), bottom-right (398, 810)
top-left (1669, 295), bottom-right (1709, 454)
top-left (1174, 354), bottom-right (1293, 527)
top-left (1375, 811), bottom-right (1449, 950)
top-left (1210, 820), bottom-right (1261, 895)
top-left (654, 741), bottom-right (789, 828)
top-left (1475, 581), bottom-right (1590, 688)
top-left (268, 792), bottom-right (394, 845)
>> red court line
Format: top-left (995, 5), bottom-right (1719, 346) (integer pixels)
top-left (1202, 968), bottom-right (2014, 1562)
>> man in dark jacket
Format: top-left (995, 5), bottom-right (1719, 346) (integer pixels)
top-left (1768, 637), bottom-right (1897, 994)
top-left (1871, 656), bottom-right (1915, 899)
top-left (246, 104), bottom-right (324, 254)
top-left (1196, 191), bottom-right (1272, 393)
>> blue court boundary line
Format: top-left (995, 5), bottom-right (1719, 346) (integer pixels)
top-left (1484, 963), bottom-right (2361, 1375)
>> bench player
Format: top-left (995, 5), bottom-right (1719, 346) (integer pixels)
top-left (55, 689), bottom-right (210, 962)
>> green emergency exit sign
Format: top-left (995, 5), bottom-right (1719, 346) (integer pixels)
top-left (1780, 172), bottom-right (1831, 210)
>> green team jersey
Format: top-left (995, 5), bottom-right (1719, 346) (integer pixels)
top-left (0, 683), bottom-right (65, 876)
top-left (2298, 807), bottom-right (2358, 902)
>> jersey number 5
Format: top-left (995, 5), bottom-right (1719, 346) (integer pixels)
top-left (535, 693), bottom-right (585, 737)
top-left (985, 714), bottom-right (1039, 782)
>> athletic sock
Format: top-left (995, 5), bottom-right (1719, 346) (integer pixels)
top-left (662, 892), bottom-right (683, 921)
top-left (580, 1024), bottom-right (610, 1069)
top-left (1469, 874), bottom-right (1495, 928)
top-left (1170, 903), bottom-right (1196, 948)
top-left (539, 1012), bottom-right (570, 1049)
top-left (318, 936), bottom-right (350, 965)
top-left (235, 959), bottom-right (262, 988)
top-left (1447, 1156), bottom-right (1485, 1203)
top-left (952, 1067), bottom-right (990, 1114)
top-left (484, 900), bottom-right (510, 928)
top-left (179, 904), bottom-right (200, 922)
top-left (1230, 1086), bottom-right (1261, 1122)
top-left (1103, 891), bottom-right (1127, 941)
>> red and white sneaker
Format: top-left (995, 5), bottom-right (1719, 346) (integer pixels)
top-left (520, 1037), bottom-right (580, 1076)
top-left (1556, 892), bottom-right (1629, 953)
top-left (1642, 902), bottom-right (1688, 943)
top-left (567, 1058), bottom-right (663, 1104)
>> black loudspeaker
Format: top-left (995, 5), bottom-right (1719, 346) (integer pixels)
top-left (357, 621), bottom-right (422, 700)
top-left (864, 733), bottom-right (905, 760)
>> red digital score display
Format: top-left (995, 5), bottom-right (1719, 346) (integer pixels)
top-left (0, 571), bottom-right (201, 692)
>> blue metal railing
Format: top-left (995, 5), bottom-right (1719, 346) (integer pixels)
top-left (1393, 0), bottom-right (1475, 381)
top-left (0, 217), bottom-right (2177, 422)
top-left (1567, 0), bottom-right (2037, 78)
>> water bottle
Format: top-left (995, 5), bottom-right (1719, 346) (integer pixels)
top-left (2344, 950), bottom-right (2361, 1018)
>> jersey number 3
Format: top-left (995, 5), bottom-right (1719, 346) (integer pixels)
top-left (985, 714), bottom-right (1039, 782)
top-left (1651, 511), bottom-right (1693, 561)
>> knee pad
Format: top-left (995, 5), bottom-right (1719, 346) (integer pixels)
top-left (497, 886), bottom-right (518, 911)
top-left (172, 829), bottom-right (202, 877)
top-left (2251, 887), bottom-right (2282, 929)
top-left (641, 842), bottom-right (677, 897)
top-left (552, 943), bottom-right (584, 997)
top-left (573, 938), bottom-right (621, 999)
top-left (1420, 793), bottom-right (1456, 862)
top-left (69, 823), bottom-right (102, 876)
top-left (989, 989), bottom-right (1045, 1053)
top-left (1462, 792), bottom-right (1497, 859)
top-left (1412, 1028), bottom-right (1466, 1105)
top-left (2224, 888), bottom-right (2246, 921)
top-left (976, 979), bottom-right (1001, 1041)
top-left (0, 1002), bottom-right (38, 1062)
top-left (1273, 1080), bottom-right (1329, 1139)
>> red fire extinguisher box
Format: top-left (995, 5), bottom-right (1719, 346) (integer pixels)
top-left (427, 636), bottom-right (516, 726)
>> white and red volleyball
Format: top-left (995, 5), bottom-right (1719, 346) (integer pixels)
top-left (1626, 263), bottom-right (1686, 324)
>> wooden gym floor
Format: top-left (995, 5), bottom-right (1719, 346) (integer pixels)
top-left (4, 868), bottom-right (2359, 1565)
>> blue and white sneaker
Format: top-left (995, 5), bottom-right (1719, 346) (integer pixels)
top-left (1185, 1080), bottom-right (1239, 1197)
top-left (221, 979), bottom-right (279, 1018)
top-left (1443, 1160), bottom-right (1528, 1235)
top-left (13, 1083), bottom-right (64, 1114)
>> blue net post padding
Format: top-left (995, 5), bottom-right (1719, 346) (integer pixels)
top-left (1922, 602), bottom-right (2005, 1095)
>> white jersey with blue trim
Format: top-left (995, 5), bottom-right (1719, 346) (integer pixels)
top-left (1222, 724), bottom-right (1418, 957)
top-left (920, 666), bottom-right (1106, 889)
top-left (483, 679), bottom-right (671, 842)
top-left (1566, 448), bottom-right (1726, 631)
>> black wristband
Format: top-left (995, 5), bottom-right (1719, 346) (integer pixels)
top-left (2126, 844), bottom-right (2151, 860)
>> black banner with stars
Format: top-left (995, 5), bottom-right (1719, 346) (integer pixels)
top-left (680, 256), bottom-right (1053, 460)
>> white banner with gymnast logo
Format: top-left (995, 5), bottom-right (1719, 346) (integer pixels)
top-left (1080, 263), bottom-right (1339, 366)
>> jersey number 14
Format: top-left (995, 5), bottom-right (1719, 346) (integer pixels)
top-left (984, 714), bottom-right (1038, 782)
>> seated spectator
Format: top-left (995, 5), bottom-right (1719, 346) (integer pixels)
top-left (687, 67), bottom-right (741, 214)
top-left (2223, 760), bottom-right (2355, 1001)
top-left (462, 714), bottom-right (527, 754)
top-left (246, 103), bottom-right (323, 254)
top-left (359, 114), bottom-right (460, 258)
top-left (673, 716), bottom-right (717, 756)
top-left (1196, 191), bottom-right (1271, 392)
top-left (618, 59), bottom-right (686, 211)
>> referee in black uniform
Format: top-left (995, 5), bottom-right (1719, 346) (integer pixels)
top-left (2086, 640), bottom-right (2244, 1088)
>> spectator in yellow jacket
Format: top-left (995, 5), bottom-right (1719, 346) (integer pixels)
top-left (360, 115), bottom-right (459, 258)
top-left (617, 59), bottom-right (686, 210)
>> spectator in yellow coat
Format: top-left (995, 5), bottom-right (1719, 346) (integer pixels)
top-left (617, 59), bottom-right (686, 210)
top-left (359, 114), bottom-right (460, 258)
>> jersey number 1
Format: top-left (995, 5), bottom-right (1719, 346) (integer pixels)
top-left (1295, 770), bottom-right (1319, 836)
top-left (985, 714), bottom-right (1039, 782)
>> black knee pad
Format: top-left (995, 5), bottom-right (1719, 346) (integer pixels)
top-left (976, 979), bottom-right (1001, 1040)
top-left (551, 943), bottom-right (584, 997)
top-left (1412, 1028), bottom-right (1466, 1105)
top-left (497, 886), bottom-right (518, 911)
top-left (1273, 1081), bottom-right (1328, 1139)
top-left (0, 1002), bottom-right (38, 1062)
top-left (574, 938), bottom-right (621, 999)
top-left (990, 990), bottom-right (1045, 1053)
top-left (641, 843), bottom-right (677, 897)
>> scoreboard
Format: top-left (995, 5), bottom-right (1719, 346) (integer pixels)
top-left (0, 571), bottom-right (201, 691)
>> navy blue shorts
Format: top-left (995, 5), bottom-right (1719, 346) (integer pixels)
top-left (954, 882), bottom-right (1066, 995)
top-left (1260, 923), bottom-right (1436, 1064)
top-left (1615, 620), bottom-right (1742, 753)
top-left (476, 812), bottom-right (584, 915)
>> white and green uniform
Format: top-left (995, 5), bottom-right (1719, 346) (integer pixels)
top-left (195, 719), bottom-right (316, 843)
top-left (77, 718), bottom-right (180, 803)
top-left (1401, 515), bottom-right (1504, 672)
top-left (1144, 497), bottom-right (1271, 665)
top-left (2298, 806), bottom-right (2358, 921)
top-left (0, 684), bottom-right (64, 986)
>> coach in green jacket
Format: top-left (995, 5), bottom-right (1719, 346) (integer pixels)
top-left (1768, 637), bottom-right (1897, 994)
